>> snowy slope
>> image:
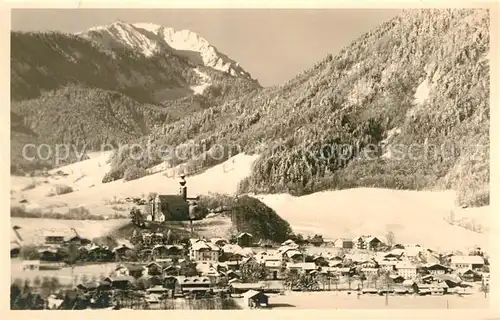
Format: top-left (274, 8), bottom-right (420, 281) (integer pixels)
top-left (133, 22), bottom-right (252, 78)
top-left (82, 21), bottom-right (162, 57)
top-left (11, 151), bottom-right (490, 253)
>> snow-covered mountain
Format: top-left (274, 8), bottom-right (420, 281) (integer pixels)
top-left (11, 21), bottom-right (261, 173)
top-left (78, 21), bottom-right (254, 80)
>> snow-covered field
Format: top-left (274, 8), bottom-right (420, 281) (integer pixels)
top-left (11, 259), bottom-right (117, 286)
top-left (11, 153), bottom-right (258, 216)
top-left (11, 218), bottom-right (129, 246)
top-left (265, 291), bottom-right (489, 309)
top-left (255, 189), bottom-right (490, 253)
top-left (10, 151), bottom-right (491, 253)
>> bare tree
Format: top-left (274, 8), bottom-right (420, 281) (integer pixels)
top-left (386, 231), bottom-right (395, 247)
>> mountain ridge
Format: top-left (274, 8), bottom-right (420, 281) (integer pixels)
top-left (76, 21), bottom-right (255, 81)
top-left (10, 22), bottom-right (260, 174)
top-left (103, 8), bottom-right (490, 207)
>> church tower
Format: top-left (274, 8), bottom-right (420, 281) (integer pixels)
top-left (179, 174), bottom-right (187, 201)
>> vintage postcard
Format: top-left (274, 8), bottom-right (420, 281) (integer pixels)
top-left (3, 2), bottom-right (498, 318)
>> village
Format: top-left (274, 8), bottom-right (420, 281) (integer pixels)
top-left (10, 176), bottom-right (491, 310)
top-left (11, 220), bottom-right (491, 310)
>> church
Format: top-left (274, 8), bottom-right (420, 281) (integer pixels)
top-left (145, 175), bottom-right (198, 222)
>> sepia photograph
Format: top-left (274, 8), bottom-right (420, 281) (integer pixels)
top-left (7, 5), bottom-right (493, 312)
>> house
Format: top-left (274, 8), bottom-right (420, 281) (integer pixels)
top-left (392, 244), bottom-right (406, 250)
top-left (389, 275), bottom-right (405, 284)
top-left (142, 275), bottom-right (163, 287)
top-left (340, 267), bottom-right (355, 276)
top-left (242, 290), bottom-right (269, 308)
top-left (38, 247), bottom-right (61, 262)
top-left (144, 262), bottom-right (164, 276)
top-left (196, 262), bottom-right (220, 278)
top-left (377, 260), bottom-right (397, 272)
top-left (115, 264), bottom-right (145, 278)
top-left (416, 283), bottom-right (431, 295)
top-left (202, 266), bottom-right (220, 279)
top-left (259, 280), bottom-right (285, 294)
top-left (11, 242), bottom-right (21, 258)
top-left (450, 255), bottom-right (485, 270)
top-left (384, 250), bottom-right (404, 259)
top-left (151, 245), bottom-right (169, 259)
top-left (162, 265), bottom-right (181, 276)
top-left (152, 244), bottom-right (184, 260)
top-left (425, 263), bottom-right (449, 275)
top-left (395, 262), bottom-right (417, 279)
top-left (287, 262), bottom-right (317, 274)
top-left (146, 285), bottom-right (169, 296)
top-left (353, 235), bottom-right (383, 251)
top-left (222, 244), bottom-right (243, 255)
top-left (403, 244), bottom-right (423, 249)
top-left (358, 260), bottom-right (378, 268)
top-left (255, 250), bottom-right (282, 263)
top-left (283, 249), bottom-right (303, 262)
top-left (361, 267), bottom-right (378, 277)
top-left (428, 283), bottom-right (447, 295)
top-left (223, 260), bottom-right (240, 271)
top-left (43, 230), bottom-right (67, 245)
top-left (104, 276), bottom-right (135, 290)
top-left (189, 240), bottom-right (220, 262)
top-left (344, 252), bottom-right (373, 264)
top-left (22, 260), bottom-right (40, 272)
top-left (328, 260), bottom-right (343, 268)
top-left (225, 270), bottom-right (240, 280)
top-left (113, 244), bottom-right (133, 259)
top-left (77, 280), bottom-right (111, 292)
top-left (333, 238), bottom-right (354, 249)
top-left (210, 238), bottom-right (229, 247)
top-left (281, 239), bottom-right (298, 247)
top-left (435, 274), bottom-right (462, 288)
top-left (237, 232), bottom-right (253, 247)
top-left (164, 276), bottom-right (183, 295)
top-left (309, 235), bottom-right (324, 247)
top-left (264, 260), bottom-right (283, 280)
top-left (312, 256), bottom-right (328, 266)
top-left (240, 256), bottom-right (259, 268)
top-left (402, 280), bottom-right (417, 293)
top-left (85, 245), bottom-right (114, 262)
top-left (240, 248), bottom-right (255, 257)
top-left (458, 268), bottom-right (482, 282)
top-left (176, 276), bottom-right (211, 294)
top-left (230, 282), bottom-right (263, 294)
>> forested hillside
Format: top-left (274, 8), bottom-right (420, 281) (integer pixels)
top-left (106, 9), bottom-right (490, 207)
top-left (10, 26), bottom-right (259, 174)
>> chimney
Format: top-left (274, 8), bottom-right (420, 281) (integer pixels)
top-left (179, 174), bottom-right (187, 201)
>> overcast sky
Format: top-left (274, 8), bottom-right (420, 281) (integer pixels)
top-left (11, 9), bottom-right (401, 86)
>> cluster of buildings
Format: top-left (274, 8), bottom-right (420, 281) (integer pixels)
top-left (17, 227), bottom-right (138, 271)
top-left (11, 175), bottom-right (490, 309)
top-left (53, 231), bottom-right (489, 308)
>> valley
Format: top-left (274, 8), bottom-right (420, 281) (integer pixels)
top-left (9, 8), bottom-right (491, 311)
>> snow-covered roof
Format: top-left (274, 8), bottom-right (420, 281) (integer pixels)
top-left (192, 240), bottom-right (220, 251)
top-left (450, 255), bottom-right (485, 265)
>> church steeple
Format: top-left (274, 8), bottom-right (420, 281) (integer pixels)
top-left (179, 174), bottom-right (187, 201)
